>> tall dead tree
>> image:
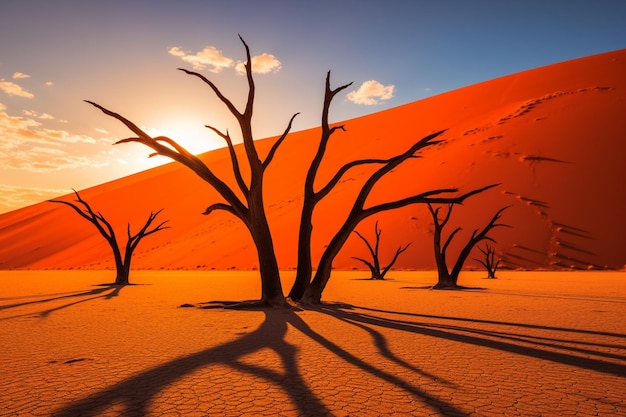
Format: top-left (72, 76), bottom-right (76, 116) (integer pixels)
top-left (288, 72), bottom-right (501, 302)
top-left (49, 190), bottom-right (169, 285)
top-left (474, 244), bottom-right (501, 279)
top-left (427, 203), bottom-right (509, 289)
top-left (86, 36), bottom-right (298, 307)
top-left (289, 72), bottom-right (395, 298)
top-left (299, 157), bottom-right (499, 303)
top-left (351, 221), bottom-right (411, 280)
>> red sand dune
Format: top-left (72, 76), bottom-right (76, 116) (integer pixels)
top-left (1, 49), bottom-right (625, 271)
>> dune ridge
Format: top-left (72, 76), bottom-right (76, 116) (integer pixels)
top-left (1, 49), bottom-right (625, 271)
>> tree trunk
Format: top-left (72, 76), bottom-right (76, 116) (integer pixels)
top-left (114, 264), bottom-right (130, 285)
top-left (433, 271), bottom-right (458, 289)
top-left (371, 269), bottom-right (384, 280)
top-left (112, 240), bottom-right (129, 285)
top-left (431, 215), bottom-right (452, 288)
top-left (252, 227), bottom-right (284, 306)
top-left (302, 217), bottom-right (357, 303)
top-left (289, 205), bottom-right (314, 300)
top-left (247, 185), bottom-right (285, 307)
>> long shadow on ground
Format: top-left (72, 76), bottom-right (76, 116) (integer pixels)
top-left (52, 304), bottom-right (466, 417)
top-left (316, 304), bottom-right (626, 377)
top-left (52, 302), bottom-right (626, 416)
top-left (0, 284), bottom-right (127, 320)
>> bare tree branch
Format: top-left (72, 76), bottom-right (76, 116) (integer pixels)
top-left (364, 184), bottom-right (500, 220)
top-left (315, 157), bottom-right (391, 202)
top-left (50, 189), bottom-right (116, 245)
top-left (85, 101), bottom-right (248, 219)
top-left (350, 130), bottom-right (447, 214)
top-left (202, 203), bottom-right (239, 218)
top-left (263, 112), bottom-right (300, 169)
top-left (177, 68), bottom-right (242, 120)
top-left (353, 229), bottom-right (377, 263)
top-left (381, 242), bottom-right (412, 278)
top-left (239, 34), bottom-right (255, 120)
top-left (351, 256), bottom-right (376, 273)
top-left (206, 125), bottom-right (249, 196)
top-left (442, 227), bottom-right (462, 261)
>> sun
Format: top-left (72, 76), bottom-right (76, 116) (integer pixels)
top-left (144, 119), bottom-right (226, 156)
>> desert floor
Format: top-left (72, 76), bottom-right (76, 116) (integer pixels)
top-left (1, 270), bottom-right (624, 416)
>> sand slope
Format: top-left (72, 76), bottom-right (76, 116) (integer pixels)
top-left (1, 49), bottom-right (625, 271)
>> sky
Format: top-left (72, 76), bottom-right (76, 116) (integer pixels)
top-left (1, 0), bottom-right (625, 213)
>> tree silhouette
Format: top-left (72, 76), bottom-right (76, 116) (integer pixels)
top-left (474, 244), bottom-right (501, 279)
top-left (427, 203), bottom-right (509, 289)
top-left (86, 36), bottom-right (298, 307)
top-left (288, 73), bottom-right (500, 302)
top-left (300, 183), bottom-right (499, 303)
top-left (86, 36), bottom-right (499, 305)
top-left (289, 72), bottom-right (416, 298)
top-left (351, 221), bottom-right (411, 280)
top-left (49, 190), bottom-right (169, 285)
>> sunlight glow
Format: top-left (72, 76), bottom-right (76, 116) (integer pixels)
top-left (144, 122), bottom-right (225, 156)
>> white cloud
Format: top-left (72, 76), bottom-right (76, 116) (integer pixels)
top-left (168, 45), bottom-right (234, 72)
top-left (45, 81), bottom-right (54, 86)
top-left (0, 184), bottom-right (70, 214)
top-left (347, 80), bottom-right (395, 105)
top-left (12, 72), bottom-right (30, 79)
top-left (0, 79), bottom-right (34, 98)
top-left (0, 103), bottom-right (105, 172)
top-left (235, 53), bottom-right (282, 75)
top-left (22, 110), bottom-right (55, 120)
top-left (169, 45), bottom-right (281, 76)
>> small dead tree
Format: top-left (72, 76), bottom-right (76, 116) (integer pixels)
top-left (427, 203), bottom-right (509, 289)
top-left (351, 221), bottom-right (411, 280)
top-left (474, 244), bottom-right (501, 279)
top-left (50, 190), bottom-right (169, 285)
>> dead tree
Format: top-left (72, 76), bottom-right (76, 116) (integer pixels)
top-left (299, 167), bottom-right (499, 303)
top-left (86, 36), bottom-right (500, 305)
top-left (427, 203), bottom-right (509, 289)
top-left (86, 36), bottom-right (298, 307)
top-left (49, 190), bottom-right (169, 285)
top-left (289, 72), bottom-right (393, 298)
top-left (474, 244), bottom-right (501, 279)
top-left (351, 221), bottom-right (411, 280)
top-left (288, 72), bottom-right (501, 302)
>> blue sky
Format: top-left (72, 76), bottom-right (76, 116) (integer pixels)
top-left (1, 0), bottom-right (625, 213)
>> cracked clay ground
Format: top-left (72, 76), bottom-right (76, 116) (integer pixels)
top-left (1, 270), bottom-right (625, 416)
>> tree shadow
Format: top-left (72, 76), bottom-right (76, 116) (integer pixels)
top-left (315, 304), bottom-right (626, 377)
top-left (0, 284), bottom-right (127, 320)
top-left (401, 285), bottom-right (487, 291)
top-left (51, 301), bottom-right (626, 416)
top-left (53, 304), bottom-right (466, 417)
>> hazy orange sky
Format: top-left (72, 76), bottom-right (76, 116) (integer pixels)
top-left (1, 0), bottom-right (625, 214)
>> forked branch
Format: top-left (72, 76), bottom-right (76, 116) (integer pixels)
top-left (473, 244), bottom-right (502, 278)
top-left (85, 101), bottom-right (248, 219)
top-left (263, 112), bottom-right (300, 169)
top-left (49, 190), bottom-right (169, 285)
top-left (351, 221), bottom-right (411, 280)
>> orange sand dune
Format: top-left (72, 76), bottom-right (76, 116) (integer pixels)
top-left (1, 49), bottom-right (625, 271)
